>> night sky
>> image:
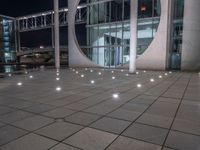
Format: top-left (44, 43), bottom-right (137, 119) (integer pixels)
top-left (0, 0), bottom-right (70, 48)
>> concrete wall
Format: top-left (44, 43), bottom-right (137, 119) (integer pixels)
top-left (68, 0), bottom-right (98, 67)
top-left (68, 0), bottom-right (171, 70)
top-left (181, 0), bottom-right (200, 71)
top-left (136, 0), bottom-right (170, 70)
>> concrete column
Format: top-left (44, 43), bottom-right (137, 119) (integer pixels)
top-left (129, 0), bottom-right (138, 73)
top-left (181, 0), bottom-right (200, 70)
top-left (54, 0), bottom-right (60, 69)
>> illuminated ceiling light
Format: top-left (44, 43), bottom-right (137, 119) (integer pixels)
top-left (90, 70), bottom-right (93, 73)
top-left (141, 5), bottom-right (147, 12)
top-left (169, 71), bottom-right (172, 74)
top-left (56, 77), bottom-right (60, 81)
top-left (126, 74), bottom-right (129, 76)
top-left (98, 72), bottom-right (102, 75)
top-left (112, 93), bottom-right (119, 99)
top-left (159, 75), bottom-right (163, 79)
top-left (85, 68), bottom-right (88, 71)
top-left (56, 73), bottom-right (59, 76)
top-left (17, 82), bottom-right (22, 86)
top-left (143, 70), bottom-right (146, 73)
top-left (76, 71), bottom-right (79, 74)
top-left (56, 69), bottom-right (60, 73)
top-left (25, 71), bottom-right (28, 74)
top-left (90, 80), bottom-right (95, 84)
top-left (81, 74), bottom-right (85, 78)
top-left (112, 76), bottom-right (116, 80)
top-left (150, 78), bottom-right (155, 82)
top-left (137, 84), bottom-right (142, 88)
top-left (165, 73), bottom-right (168, 76)
top-left (8, 74), bottom-right (12, 77)
top-left (111, 71), bottom-right (114, 74)
top-left (136, 72), bottom-right (139, 75)
top-left (72, 69), bottom-right (75, 72)
top-left (29, 75), bottom-right (33, 79)
top-left (121, 69), bottom-right (124, 72)
top-left (56, 86), bottom-right (61, 91)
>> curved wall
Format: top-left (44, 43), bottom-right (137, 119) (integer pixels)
top-left (136, 0), bottom-right (170, 70)
top-left (181, 0), bottom-right (200, 71)
top-left (68, 0), bottom-right (171, 70)
top-left (68, 0), bottom-right (99, 67)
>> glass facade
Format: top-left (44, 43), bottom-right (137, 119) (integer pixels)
top-left (0, 15), bottom-right (16, 65)
top-left (170, 0), bottom-right (184, 70)
top-left (76, 0), bottom-right (161, 68)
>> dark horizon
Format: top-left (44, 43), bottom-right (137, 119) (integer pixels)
top-left (0, 0), bottom-right (70, 48)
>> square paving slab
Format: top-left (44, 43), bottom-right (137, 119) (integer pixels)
top-left (0, 68), bottom-right (199, 150)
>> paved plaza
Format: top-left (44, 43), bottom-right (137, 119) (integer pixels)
top-left (0, 68), bottom-right (200, 150)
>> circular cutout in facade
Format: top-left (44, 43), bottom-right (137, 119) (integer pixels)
top-left (75, 0), bottom-right (161, 68)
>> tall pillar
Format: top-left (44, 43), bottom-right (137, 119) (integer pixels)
top-left (129, 0), bottom-right (138, 73)
top-left (54, 0), bottom-right (60, 69)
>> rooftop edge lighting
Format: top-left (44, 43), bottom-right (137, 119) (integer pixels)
top-left (113, 93), bottom-right (119, 99)
top-left (17, 82), bottom-right (22, 86)
top-left (150, 78), bottom-right (155, 82)
top-left (56, 86), bottom-right (61, 91)
top-left (137, 84), bottom-right (142, 88)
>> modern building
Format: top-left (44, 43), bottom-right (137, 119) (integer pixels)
top-left (0, 15), bottom-right (16, 64)
top-left (68, 0), bottom-right (200, 71)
